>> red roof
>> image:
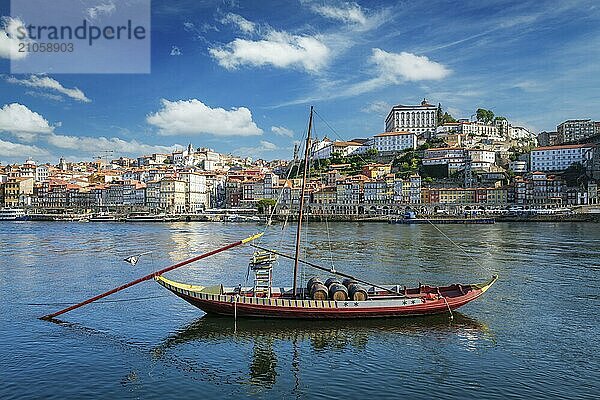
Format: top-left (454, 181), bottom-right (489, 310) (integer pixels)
top-left (374, 131), bottom-right (414, 137)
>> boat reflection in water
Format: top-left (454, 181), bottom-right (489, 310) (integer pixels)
top-left (152, 313), bottom-right (493, 389)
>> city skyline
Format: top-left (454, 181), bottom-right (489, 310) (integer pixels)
top-left (1, 0), bottom-right (600, 164)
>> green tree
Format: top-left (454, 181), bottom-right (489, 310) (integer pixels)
top-left (257, 198), bottom-right (277, 214)
top-left (476, 108), bottom-right (495, 124)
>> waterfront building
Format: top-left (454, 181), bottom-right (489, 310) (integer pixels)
top-left (123, 180), bottom-right (146, 206)
top-left (225, 178), bottom-right (243, 208)
top-left (588, 182), bottom-right (598, 205)
top-left (530, 143), bottom-right (594, 172)
top-left (409, 174), bottom-right (422, 204)
top-left (371, 132), bottom-right (417, 154)
top-left (512, 172), bottom-right (566, 206)
top-left (385, 99), bottom-right (438, 137)
top-left (159, 178), bottom-right (186, 213)
top-left (180, 171), bottom-right (209, 212)
top-left (145, 181), bottom-right (161, 210)
top-left (557, 119), bottom-right (598, 143)
top-left (3, 177), bottom-right (34, 207)
top-left (364, 179), bottom-right (390, 205)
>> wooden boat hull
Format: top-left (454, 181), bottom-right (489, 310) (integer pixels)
top-left (155, 275), bottom-right (497, 319)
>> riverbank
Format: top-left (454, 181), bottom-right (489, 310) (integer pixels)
top-left (8, 212), bottom-right (600, 223)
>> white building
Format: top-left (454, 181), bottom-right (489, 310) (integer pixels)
top-left (423, 147), bottom-right (495, 172)
top-left (385, 99), bottom-right (438, 137)
top-left (530, 143), bottom-right (594, 172)
top-left (372, 132), bottom-right (417, 153)
top-left (311, 139), bottom-right (369, 160)
top-left (159, 178), bottom-right (186, 213)
top-left (180, 172), bottom-right (209, 212)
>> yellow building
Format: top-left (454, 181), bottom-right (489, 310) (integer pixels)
top-left (3, 177), bottom-right (34, 207)
top-left (159, 178), bottom-right (186, 213)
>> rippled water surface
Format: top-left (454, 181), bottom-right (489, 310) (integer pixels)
top-left (1, 221), bottom-right (598, 399)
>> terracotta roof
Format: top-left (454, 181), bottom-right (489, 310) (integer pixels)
top-left (332, 141), bottom-right (364, 147)
top-left (374, 131), bottom-right (414, 137)
top-left (426, 147), bottom-right (466, 151)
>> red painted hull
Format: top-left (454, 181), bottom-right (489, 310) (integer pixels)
top-left (156, 275), bottom-right (497, 319)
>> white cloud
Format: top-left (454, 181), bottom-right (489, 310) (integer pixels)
top-left (46, 134), bottom-right (179, 155)
top-left (209, 30), bottom-right (330, 73)
top-left (147, 99), bottom-right (263, 137)
top-left (220, 13), bottom-right (256, 33)
top-left (86, 1), bottom-right (116, 20)
top-left (170, 46), bottom-right (182, 56)
top-left (310, 2), bottom-right (367, 25)
top-left (361, 100), bottom-right (391, 114)
top-left (6, 75), bottom-right (91, 103)
top-left (272, 49), bottom-right (450, 107)
top-left (0, 17), bottom-right (31, 60)
top-left (271, 125), bottom-right (294, 138)
top-left (0, 103), bottom-right (55, 141)
top-left (0, 138), bottom-right (49, 158)
top-left (233, 140), bottom-right (279, 157)
top-left (370, 48), bottom-right (451, 82)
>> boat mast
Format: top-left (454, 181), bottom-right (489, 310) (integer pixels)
top-left (292, 106), bottom-right (313, 298)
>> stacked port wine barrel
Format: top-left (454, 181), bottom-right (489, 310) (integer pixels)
top-left (306, 277), bottom-right (368, 301)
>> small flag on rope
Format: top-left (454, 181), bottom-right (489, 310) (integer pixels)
top-left (123, 251), bottom-right (152, 266)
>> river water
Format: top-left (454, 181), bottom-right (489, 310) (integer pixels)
top-left (0, 221), bottom-right (598, 399)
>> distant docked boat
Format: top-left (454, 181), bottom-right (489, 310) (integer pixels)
top-left (125, 213), bottom-right (179, 222)
top-left (0, 208), bottom-right (28, 221)
top-left (389, 211), bottom-right (495, 225)
top-left (223, 214), bottom-right (263, 223)
top-left (88, 213), bottom-right (119, 222)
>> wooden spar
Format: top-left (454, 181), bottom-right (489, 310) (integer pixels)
top-left (39, 233), bottom-right (263, 320)
top-left (292, 106), bottom-right (313, 298)
top-left (251, 244), bottom-right (403, 296)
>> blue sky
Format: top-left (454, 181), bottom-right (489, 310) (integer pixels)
top-left (1, 0), bottom-right (599, 164)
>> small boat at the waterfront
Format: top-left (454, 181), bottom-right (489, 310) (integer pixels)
top-left (223, 213), bottom-right (263, 223)
top-left (154, 107), bottom-right (497, 320)
top-left (125, 212), bottom-right (179, 222)
top-left (89, 213), bottom-right (119, 222)
top-left (0, 208), bottom-right (28, 221)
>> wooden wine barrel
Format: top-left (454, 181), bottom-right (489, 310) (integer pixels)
top-left (324, 277), bottom-right (341, 288)
top-left (348, 283), bottom-right (368, 301)
top-left (329, 283), bottom-right (348, 301)
top-left (342, 278), bottom-right (357, 288)
top-left (310, 283), bottom-right (328, 300)
top-left (306, 276), bottom-right (322, 292)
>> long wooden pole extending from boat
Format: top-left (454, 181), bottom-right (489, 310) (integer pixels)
top-left (292, 106), bottom-right (313, 298)
top-left (40, 233), bottom-right (263, 320)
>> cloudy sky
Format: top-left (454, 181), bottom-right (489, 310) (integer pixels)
top-left (1, 0), bottom-right (599, 164)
